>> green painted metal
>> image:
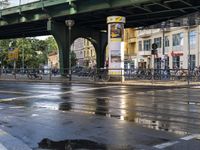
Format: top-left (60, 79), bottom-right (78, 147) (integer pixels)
top-left (0, 0), bottom-right (199, 39)
top-left (0, 0), bottom-right (156, 26)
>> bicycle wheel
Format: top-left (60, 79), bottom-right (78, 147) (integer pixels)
top-left (89, 74), bottom-right (95, 81)
top-left (101, 74), bottom-right (110, 82)
top-left (38, 75), bottom-right (42, 80)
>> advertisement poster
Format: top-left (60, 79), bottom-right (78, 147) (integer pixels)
top-left (110, 23), bottom-right (124, 41)
top-left (111, 50), bottom-right (121, 63)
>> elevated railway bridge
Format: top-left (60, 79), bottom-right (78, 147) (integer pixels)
top-left (0, 0), bottom-right (200, 69)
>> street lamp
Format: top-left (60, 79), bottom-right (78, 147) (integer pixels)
top-left (183, 17), bottom-right (191, 85)
top-left (65, 19), bottom-right (75, 81)
top-left (161, 22), bottom-right (166, 69)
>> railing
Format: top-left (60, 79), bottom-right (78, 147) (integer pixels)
top-left (0, 68), bottom-right (200, 83)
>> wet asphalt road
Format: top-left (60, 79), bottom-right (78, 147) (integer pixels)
top-left (0, 81), bottom-right (199, 149)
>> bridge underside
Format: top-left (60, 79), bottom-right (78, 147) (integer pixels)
top-left (0, 0), bottom-right (200, 39)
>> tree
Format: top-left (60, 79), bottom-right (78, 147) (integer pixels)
top-left (45, 37), bottom-right (58, 53)
top-left (0, 39), bottom-right (15, 67)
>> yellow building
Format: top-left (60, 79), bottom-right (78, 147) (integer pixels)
top-left (124, 28), bottom-right (138, 69)
top-left (83, 39), bottom-right (96, 68)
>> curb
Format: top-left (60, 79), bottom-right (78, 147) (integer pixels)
top-left (0, 78), bottom-right (198, 88)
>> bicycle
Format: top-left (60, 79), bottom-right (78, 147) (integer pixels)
top-left (89, 69), bottom-right (110, 82)
top-left (27, 72), bottom-right (42, 80)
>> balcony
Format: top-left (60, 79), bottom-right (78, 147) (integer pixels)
top-left (128, 37), bottom-right (136, 43)
top-left (138, 50), bottom-right (151, 56)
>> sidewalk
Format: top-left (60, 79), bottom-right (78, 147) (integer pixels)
top-left (0, 74), bottom-right (199, 87)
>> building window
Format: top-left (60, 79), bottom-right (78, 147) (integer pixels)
top-left (189, 55), bottom-right (196, 70)
top-left (164, 36), bottom-right (170, 47)
top-left (173, 56), bottom-right (180, 69)
top-left (139, 41), bottom-right (142, 51)
top-left (189, 31), bottom-right (197, 49)
top-left (143, 39), bottom-right (151, 51)
top-left (154, 37), bottom-right (162, 48)
top-left (172, 32), bottom-right (184, 47)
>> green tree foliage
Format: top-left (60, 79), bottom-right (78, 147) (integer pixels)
top-left (0, 36), bottom-right (60, 69)
top-left (45, 36), bottom-right (58, 53)
top-left (0, 39), bottom-right (15, 67)
top-left (0, 38), bottom-right (50, 68)
top-left (16, 38), bottom-right (47, 68)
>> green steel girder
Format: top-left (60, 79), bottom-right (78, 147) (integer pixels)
top-left (0, 0), bottom-right (200, 39)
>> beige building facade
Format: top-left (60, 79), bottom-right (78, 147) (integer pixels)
top-left (48, 51), bottom-right (59, 69)
top-left (137, 25), bottom-right (200, 70)
top-left (73, 38), bottom-right (96, 68)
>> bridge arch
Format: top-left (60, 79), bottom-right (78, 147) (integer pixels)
top-left (71, 37), bottom-right (97, 68)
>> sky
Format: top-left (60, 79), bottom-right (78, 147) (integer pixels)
top-left (9, 0), bottom-right (39, 7)
top-left (35, 36), bottom-right (50, 40)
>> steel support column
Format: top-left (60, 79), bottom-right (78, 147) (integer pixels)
top-left (47, 20), bottom-right (70, 74)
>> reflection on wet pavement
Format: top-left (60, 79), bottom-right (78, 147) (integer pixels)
top-left (0, 82), bottom-right (200, 137)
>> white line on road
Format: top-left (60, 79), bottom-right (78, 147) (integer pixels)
top-left (0, 143), bottom-right (7, 150)
top-left (153, 134), bottom-right (200, 149)
top-left (153, 141), bottom-right (179, 149)
top-left (180, 134), bottom-right (200, 140)
top-left (0, 85), bottom-right (121, 102)
top-left (0, 90), bottom-right (30, 95)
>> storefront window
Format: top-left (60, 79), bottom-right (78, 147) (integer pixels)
top-left (154, 37), bottom-right (162, 48)
top-left (143, 39), bottom-right (151, 51)
top-left (139, 41), bottom-right (142, 51)
top-left (164, 36), bottom-right (170, 47)
top-left (189, 55), bottom-right (196, 70)
top-left (189, 31), bottom-right (197, 49)
top-left (154, 58), bottom-right (161, 70)
top-left (173, 56), bottom-right (180, 69)
top-left (172, 32), bottom-right (184, 47)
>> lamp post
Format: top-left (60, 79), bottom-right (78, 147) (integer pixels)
top-left (184, 17), bottom-right (191, 85)
top-left (161, 22), bottom-right (166, 70)
top-left (65, 19), bottom-right (75, 81)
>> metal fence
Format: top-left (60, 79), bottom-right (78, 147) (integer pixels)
top-left (0, 68), bottom-right (200, 84)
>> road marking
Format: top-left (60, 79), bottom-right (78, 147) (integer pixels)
top-left (0, 129), bottom-right (32, 150)
top-left (0, 143), bottom-right (7, 150)
top-left (153, 141), bottom-right (179, 149)
top-left (0, 86), bottom-right (121, 102)
top-left (9, 106), bottom-right (25, 109)
top-left (0, 90), bottom-right (30, 95)
top-left (31, 114), bottom-right (39, 117)
top-left (180, 134), bottom-right (200, 140)
top-left (153, 134), bottom-right (200, 149)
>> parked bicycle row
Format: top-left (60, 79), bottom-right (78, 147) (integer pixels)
top-left (1, 67), bottom-right (200, 82)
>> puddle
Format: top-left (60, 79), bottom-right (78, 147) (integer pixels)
top-left (38, 138), bottom-right (107, 150)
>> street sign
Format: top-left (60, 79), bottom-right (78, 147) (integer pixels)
top-left (8, 48), bottom-right (19, 61)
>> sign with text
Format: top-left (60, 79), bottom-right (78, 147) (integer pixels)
top-left (8, 48), bottom-right (19, 61)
